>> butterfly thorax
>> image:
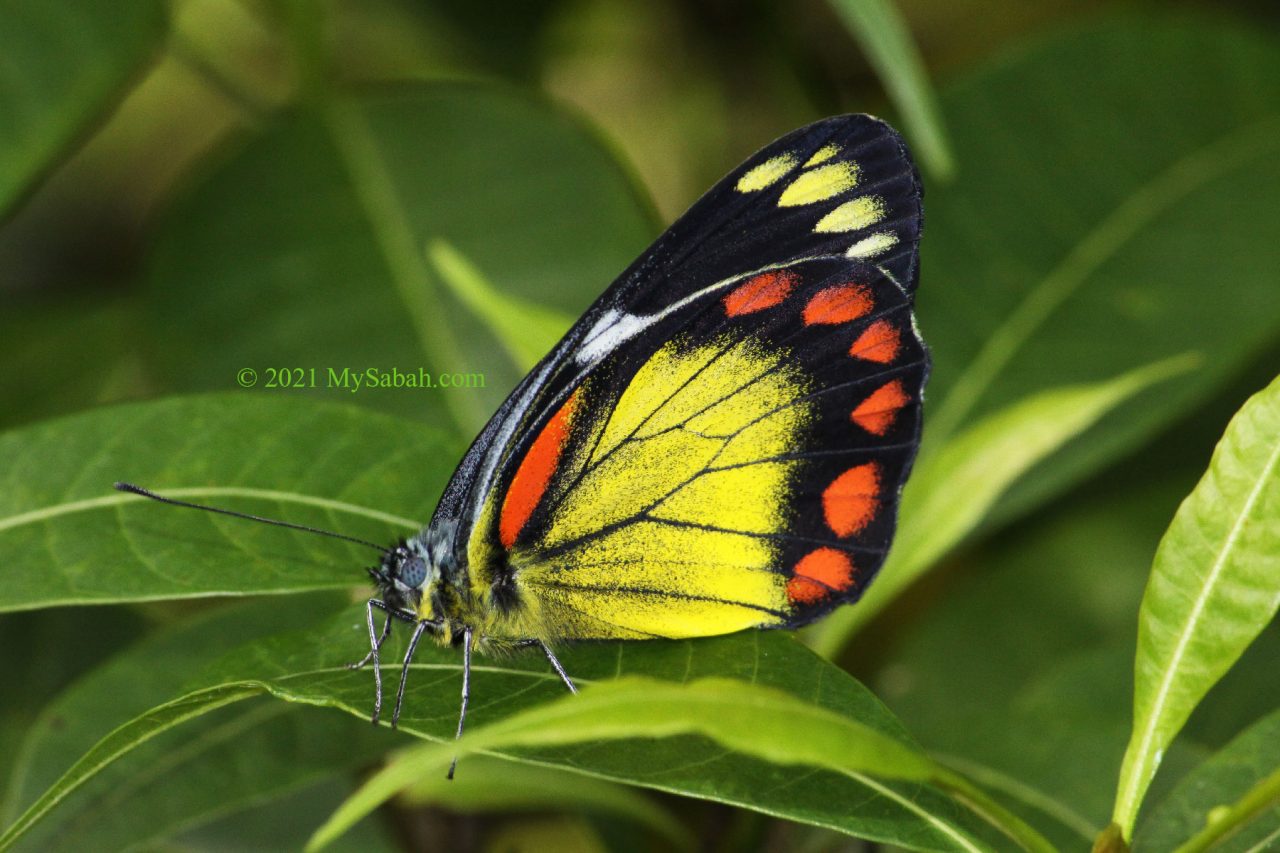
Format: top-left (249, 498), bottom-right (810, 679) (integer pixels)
top-left (369, 534), bottom-right (469, 642)
top-left (368, 512), bottom-right (541, 649)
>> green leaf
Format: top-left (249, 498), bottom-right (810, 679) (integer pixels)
top-left (402, 757), bottom-right (693, 850)
top-left (145, 83), bottom-right (656, 433)
top-left (310, 676), bottom-right (936, 851)
top-left (1136, 708), bottom-right (1280, 853)
top-left (825, 0), bottom-right (954, 179)
top-left (809, 354), bottom-right (1194, 656)
top-left (921, 18), bottom-right (1280, 522)
top-left (2, 589), bottom-right (680, 845)
top-left (0, 608), bottom-right (149, 804)
top-left (247, 627), bottom-right (1022, 852)
top-left (16, 701), bottom-right (396, 853)
top-left (0, 0), bottom-right (166, 216)
top-left (2, 618), bottom-right (1037, 853)
top-left (3, 596), bottom-right (314, 818)
top-left (0, 394), bottom-right (461, 612)
top-left (0, 684), bottom-right (260, 849)
top-left (167, 776), bottom-right (399, 853)
top-left (315, 674), bottom-right (1056, 853)
top-left (1, 595), bottom-right (359, 831)
top-left (426, 238), bottom-right (574, 372)
top-left (1114, 375), bottom-right (1280, 837)
top-left (1, 597), bottom-right (397, 852)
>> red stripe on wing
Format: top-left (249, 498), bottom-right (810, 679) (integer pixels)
top-left (499, 388), bottom-right (581, 549)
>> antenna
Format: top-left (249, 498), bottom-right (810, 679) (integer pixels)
top-left (114, 482), bottom-right (387, 552)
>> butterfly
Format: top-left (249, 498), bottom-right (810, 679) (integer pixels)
top-left (119, 113), bottom-right (925, 775)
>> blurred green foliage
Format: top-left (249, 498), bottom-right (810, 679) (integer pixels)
top-left (2, 0), bottom-right (1279, 851)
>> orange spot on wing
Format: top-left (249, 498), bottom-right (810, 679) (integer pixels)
top-left (822, 463), bottom-right (880, 537)
top-left (499, 389), bottom-right (581, 549)
top-left (787, 547), bottom-right (856, 604)
top-left (851, 379), bottom-right (909, 436)
top-left (723, 270), bottom-right (798, 316)
top-left (849, 319), bottom-right (901, 363)
top-left (803, 284), bottom-right (872, 326)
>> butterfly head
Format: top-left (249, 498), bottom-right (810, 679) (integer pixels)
top-left (369, 538), bottom-right (433, 612)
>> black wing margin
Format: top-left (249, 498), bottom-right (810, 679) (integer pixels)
top-left (610, 114), bottom-right (923, 311)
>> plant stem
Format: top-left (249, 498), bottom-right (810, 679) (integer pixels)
top-left (933, 767), bottom-right (1059, 853)
top-left (1171, 767), bottom-right (1280, 853)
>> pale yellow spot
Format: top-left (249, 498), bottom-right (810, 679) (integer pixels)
top-left (779, 162), bottom-right (860, 207)
top-left (804, 143), bottom-right (840, 167)
top-left (846, 231), bottom-right (899, 257)
top-left (736, 153), bottom-right (799, 192)
top-left (815, 196), bottom-right (886, 233)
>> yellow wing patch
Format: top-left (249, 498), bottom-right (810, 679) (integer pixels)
top-left (511, 336), bottom-right (815, 640)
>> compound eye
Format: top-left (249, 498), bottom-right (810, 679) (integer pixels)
top-left (398, 555), bottom-right (427, 589)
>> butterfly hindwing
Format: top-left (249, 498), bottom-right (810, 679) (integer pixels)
top-left (432, 114), bottom-right (926, 641)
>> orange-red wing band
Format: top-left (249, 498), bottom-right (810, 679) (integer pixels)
top-left (499, 388), bottom-right (581, 549)
top-left (787, 547), bottom-right (856, 604)
top-left (849, 319), bottom-right (901, 363)
top-left (723, 270), bottom-right (799, 317)
top-left (851, 379), bottom-right (908, 436)
top-left (822, 462), bottom-right (880, 537)
top-left (802, 284), bottom-right (872, 326)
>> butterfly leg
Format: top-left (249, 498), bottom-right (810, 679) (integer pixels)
top-left (350, 599), bottom-right (391, 723)
top-left (351, 599), bottom-right (417, 725)
top-left (541, 642), bottom-right (579, 694)
top-left (447, 626), bottom-right (474, 780)
top-left (515, 639), bottom-right (578, 694)
top-left (390, 619), bottom-right (429, 729)
top-left (348, 598), bottom-right (393, 670)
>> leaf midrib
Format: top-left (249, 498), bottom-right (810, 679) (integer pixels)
top-left (0, 487), bottom-right (422, 535)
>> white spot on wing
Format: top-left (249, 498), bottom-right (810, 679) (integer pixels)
top-left (572, 254), bottom-right (857, 366)
top-left (576, 309), bottom-right (657, 364)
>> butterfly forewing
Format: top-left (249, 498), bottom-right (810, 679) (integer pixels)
top-left (434, 114), bottom-right (926, 641)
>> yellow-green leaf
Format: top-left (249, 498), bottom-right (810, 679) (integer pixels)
top-left (1113, 375), bottom-right (1280, 837)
